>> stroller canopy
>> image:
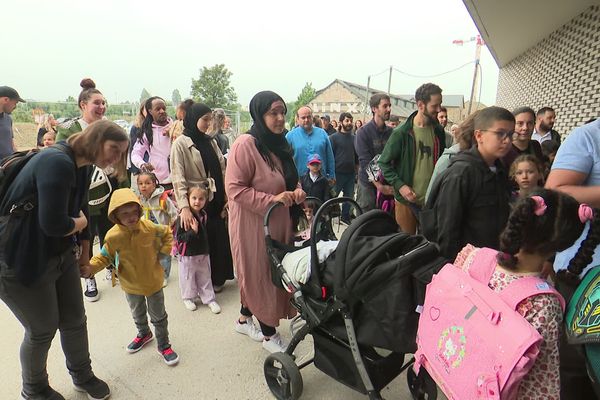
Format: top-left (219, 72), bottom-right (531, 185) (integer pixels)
top-left (331, 210), bottom-right (445, 352)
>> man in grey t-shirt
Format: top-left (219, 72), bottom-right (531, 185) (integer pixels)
top-left (0, 86), bottom-right (26, 159)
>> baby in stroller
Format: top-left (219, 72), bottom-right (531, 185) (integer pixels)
top-left (263, 197), bottom-right (445, 400)
top-left (282, 198), bottom-right (340, 288)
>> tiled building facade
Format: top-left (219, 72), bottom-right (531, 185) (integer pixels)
top-left (496, 5), bottom-right (600, 136)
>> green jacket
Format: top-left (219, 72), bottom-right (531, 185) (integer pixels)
top-left (378, 111), bottom-right (446, 204)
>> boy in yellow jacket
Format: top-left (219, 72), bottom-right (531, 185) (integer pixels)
top-left (81, 188), bottom-right (179, 366)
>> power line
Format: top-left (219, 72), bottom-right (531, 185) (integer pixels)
top-left (368, 67), bottom-right (390, 78)
top-left (392, 61), bottom-right (475, 79)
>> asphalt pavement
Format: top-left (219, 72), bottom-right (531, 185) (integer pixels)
top-left (0, 257), bottom-right (417, 400)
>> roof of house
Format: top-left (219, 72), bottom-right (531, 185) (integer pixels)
top-left (314, 79), bottom-right (417, 118)
top-left (399, 94), bottom-right (465, 108)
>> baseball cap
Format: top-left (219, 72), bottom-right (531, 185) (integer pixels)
top-left (307, 154), bottom-right (322, 166)
top-left (0, 86), bottom-right (25, 102)
top-left (321, 115), bottom-right (330, 122)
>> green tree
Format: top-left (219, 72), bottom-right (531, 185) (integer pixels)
top-left (289, 82), bottom-right (316, 127)
top-left (140, 88), bottom-right (151, 105)
top-left (66, 95), bottom-right (76, 103)
top-left (190, 64), bottom-right (238, 110)
top-left (172, 89), bottom-right (182, 107)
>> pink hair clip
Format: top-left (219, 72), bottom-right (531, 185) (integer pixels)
top-left (579, 203), bottom-right (594, 223)
top-left (531, 195), bottom-right (547, 216)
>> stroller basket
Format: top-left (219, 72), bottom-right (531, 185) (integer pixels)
top-left (313, 326), bottom-right (404, 394)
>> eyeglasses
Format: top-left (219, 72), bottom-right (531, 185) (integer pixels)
top-left (481, 129), bottom-right (514, 140)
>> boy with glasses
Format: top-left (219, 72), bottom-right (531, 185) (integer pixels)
top-left (422, 106), bottom-right (515, 260)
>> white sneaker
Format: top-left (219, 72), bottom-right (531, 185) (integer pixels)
top-left (208, 301), bottom-right (221, 314)
top-left (84, 277), bottom-right (99, 302)
top-left (262, 333), bottom-right (289, 354)
top-left (235, 318), bottom-right (264, 342)
top-left (105, 269), bottom-right (113, 281)
top-left (183, 299), bottom-right (197, 311)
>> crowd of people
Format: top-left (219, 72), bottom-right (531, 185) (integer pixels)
top-left (0, 78), bottom-right (599, 400)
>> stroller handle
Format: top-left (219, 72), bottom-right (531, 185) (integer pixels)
top-left (263, 196), bottom-right (322, 236)
top-left (309, 197), bottom-right (362, 242)
top-left (309, 197), bottom-right (362, 289)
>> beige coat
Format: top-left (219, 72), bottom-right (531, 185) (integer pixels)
top-left (170, 135), bottom-right (226, 208)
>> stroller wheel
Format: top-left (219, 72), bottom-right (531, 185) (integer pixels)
top-left (264, 352), bottom-right (303, 400)
top-left (407, 368), bottom-right (438, 400)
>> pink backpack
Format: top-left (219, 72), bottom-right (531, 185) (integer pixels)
top-left (414, 247), bottom-right (565, 400)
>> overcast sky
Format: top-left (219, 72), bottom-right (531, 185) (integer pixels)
top-left (3, 0), bottom-right (499, 108)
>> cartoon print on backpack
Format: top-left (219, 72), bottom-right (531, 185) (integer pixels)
top-left (438, 326), bottom-right (466, 369)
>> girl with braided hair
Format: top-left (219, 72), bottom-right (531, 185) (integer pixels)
top-left (131, 96), bottom-right (173, 188)
top-left (454, 188), bottom-right (599, 399)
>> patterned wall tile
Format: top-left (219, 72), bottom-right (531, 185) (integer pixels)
top-left (496, 5), bottom-right (600, 136)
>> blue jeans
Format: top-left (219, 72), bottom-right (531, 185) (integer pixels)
top-left (335, 172), bottom-right (356, 220)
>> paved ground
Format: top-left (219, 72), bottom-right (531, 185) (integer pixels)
top-left (0, 258), bottom-right (417, 400)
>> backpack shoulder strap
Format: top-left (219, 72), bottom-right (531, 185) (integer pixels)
top-left (465, 247), bottom-right (499, 284)
top-left (500, 276), bottom-right (566, 312)
top-left (159, 190), bottom-right (171, 211)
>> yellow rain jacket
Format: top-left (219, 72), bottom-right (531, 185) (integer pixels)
top-left (90, 188), bottom-right (173, 296)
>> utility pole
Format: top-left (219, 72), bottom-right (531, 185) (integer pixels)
top-left (452, 35), bottom-right (485, 116)
top-left (387, 65), bottom-right (393, 95)
top-left (363, 76), bottom-right (371, 122)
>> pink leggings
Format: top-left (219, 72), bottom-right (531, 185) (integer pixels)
top-left (178, 255), bottom-right (215, 304)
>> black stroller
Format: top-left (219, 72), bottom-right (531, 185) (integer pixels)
top-left (263, 197), bottom-right (445, 400)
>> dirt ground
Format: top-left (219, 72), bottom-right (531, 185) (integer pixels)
top-left (13, 122), bottom-right (38, 150)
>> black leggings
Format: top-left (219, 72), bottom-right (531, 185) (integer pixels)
top-left (88, 209), bottom-right (113, 259)
top-left (240, 305), bottom-right (276, 337)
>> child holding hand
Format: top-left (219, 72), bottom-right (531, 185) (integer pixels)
top-left (82, 188), bottom-right (179, 366)
top-left (174, 186), bottom-right (221, 314)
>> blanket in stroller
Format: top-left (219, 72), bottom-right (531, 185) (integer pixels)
top-left (281, 240), bottom-right (338, 288)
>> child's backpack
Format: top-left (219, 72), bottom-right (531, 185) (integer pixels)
top-left (414, 247), bottom-right (565, 400)
top-left (564, 265), bottom-right (600, 392)
top-left (159, 189), bottom-right (174, 211)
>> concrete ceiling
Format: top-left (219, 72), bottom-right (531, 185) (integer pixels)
top-left (463, 0), bottom-right (600, 67)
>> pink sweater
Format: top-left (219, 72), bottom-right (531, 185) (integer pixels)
top-left (131, 119), bottom-right (173, 183)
